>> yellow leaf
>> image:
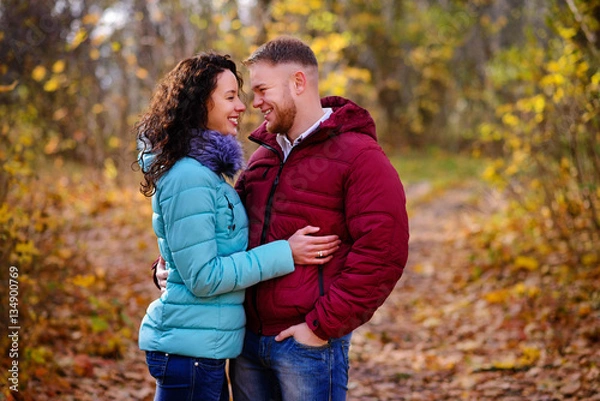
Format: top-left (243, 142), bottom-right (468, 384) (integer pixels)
top-left (108, 136), bottom-right (121, 149)
top-left (53, 107), bottom-right (68, 121)
top-left (126, 53), bottom-right (137, 66)
top-left (492, 356), bottom-right (518, 370)
top-left (95, 268), bottom-right (106, 280)
top-left (44, 136), bottom-right (60, 154)
top-left (577, 61), bottom-right (589, 75)
top-left (52, 60), bottom-right (66, 74)
top-left (92, 103), bottom-right (104, 114)
top-left (89, 48), bottom-right (100, 60)
top-left (518, 346), bottom-right (540, 365)
top-left (32, 65), bottom-right (47, 81)
top-left (502, 113), bottom-right (519, 127)
top-left (70, 28), bottom-right (88, 50)
top-left (82, 13), bottom-right (100, 25)
top-left (557, 26), bottom-right (577, 39)
top-left (581, 253), bottom-right (598, 266)
top-left (514, 256), bottom-right (538, 271)
top-left (136, 67), bottom-right (148, 79)
top-left (0, 80), bottom-right (18, 92)
top-left (72, 274), bottom-right (95, 288)
top-left (15, 240), bottom-right (39, 264)
top-left (547, 61), bottom-right (561, 73)
top-left (513, 283), bottom-right (540, 298)
top-left (43, 76), bottom-right (60, 92)
top-left (0, 203), bottom-right (10, 224)
top-left (104, 158), bottom-right (118, 180)
top-left (553, 87), bottom-right (564, 102)
top-left (57, 248), bottom-right (73, 259)
top-left (578, 304), bottom-right (592, 317)
top-left (484, 289), bottom-right (509, 304)
top-left (533, 95), bottom-right (545, 114)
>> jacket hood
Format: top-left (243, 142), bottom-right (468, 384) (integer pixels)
top-left (137, 134), bottom-right (157, 173)
top-left (319, 96), bottom-right (377, 141)
top-left (137, 129), bottom-right (244, 179)
top-left (249, 96), bottom-right (377, 147)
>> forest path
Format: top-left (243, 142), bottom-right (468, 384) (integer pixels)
top-left (348, 182), bottom-right (599, 401)
top-left (348, 182), bottom-right (493, 400)
top-left (65, 181), bottom-right (597, 400)
top-left (69, 182), bottom-right (492, 400)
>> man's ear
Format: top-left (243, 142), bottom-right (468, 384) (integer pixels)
top-left (291, 71), bottom-right (307, 95)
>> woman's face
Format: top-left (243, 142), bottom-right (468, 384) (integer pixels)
top-left (206, 70), bottom-right (246, 136)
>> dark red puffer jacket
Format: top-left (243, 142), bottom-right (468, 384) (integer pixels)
top-left (236, 96), bottom-right (409, 340)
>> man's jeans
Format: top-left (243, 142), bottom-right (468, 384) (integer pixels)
top-left (145, 351), bottom-right (229, 401)
top-left (231, 330), bottom-right (352, 401)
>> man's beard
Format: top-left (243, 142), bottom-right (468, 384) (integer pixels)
top-left (267, 91), bottom-right (297, 135)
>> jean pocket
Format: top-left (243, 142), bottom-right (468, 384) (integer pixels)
top-left (195, 357), bottom-right (227, 370)
top-left (291, 337), bottom-right (330, 351)
top-left (146, 351), bottom-right (168, 381)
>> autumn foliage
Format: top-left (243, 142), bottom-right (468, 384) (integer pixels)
top-left (0, 0), bottom-right (598, 399)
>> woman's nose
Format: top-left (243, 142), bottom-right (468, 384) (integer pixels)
top-left (236, 98), bottom-right (246, 112)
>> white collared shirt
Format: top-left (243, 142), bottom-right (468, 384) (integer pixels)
top-left (276, 108), bottom-right (333, 161)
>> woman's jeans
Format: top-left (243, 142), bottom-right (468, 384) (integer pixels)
top-left (145, 351), bottom-right (229, 401)
top-left (231, 330), bottom-right (352, 401)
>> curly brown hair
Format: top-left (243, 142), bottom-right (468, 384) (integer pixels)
top-left (134, 53), bottom-right (243, 197)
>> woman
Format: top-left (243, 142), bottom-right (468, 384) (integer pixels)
top-left (135, 53), bottom-right (340, 401)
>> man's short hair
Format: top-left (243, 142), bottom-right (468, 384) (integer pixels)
top-left (243, 36), bottom-right (318, 68)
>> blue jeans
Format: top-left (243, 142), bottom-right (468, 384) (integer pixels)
top-left (145, 351), bottom-right (229, 401)
top-left (231, 330), bottom-right (352, 401)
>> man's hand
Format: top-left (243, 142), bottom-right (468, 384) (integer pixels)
top-left (275, 322), bottom-right (328, 347)
top-left (156, 256), bottom-right (168, 292)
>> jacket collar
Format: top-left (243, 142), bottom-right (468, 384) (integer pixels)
top-left (248, 96), bottom-right (376, 152)
top-left (188, 129), bottom-right (244, 179)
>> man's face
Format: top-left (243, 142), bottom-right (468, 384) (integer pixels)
top-left (249, 62), bottom-right (297, 135)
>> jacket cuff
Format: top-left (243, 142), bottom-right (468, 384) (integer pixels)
top-left (305, 311), bottom-right (329, 340)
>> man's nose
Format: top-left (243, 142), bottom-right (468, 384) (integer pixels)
top-left (252, 94), bottom-right (262, 109)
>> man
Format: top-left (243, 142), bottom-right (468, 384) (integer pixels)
top-left (230, 36), bottom-right (409, 400)
top-left (156, 36), bottom-right (408, 400)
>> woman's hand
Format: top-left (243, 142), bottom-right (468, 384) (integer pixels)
top-left (155, 256), bottom-right (169, 292)
top-left (287, 226), bottom-right (341, 265)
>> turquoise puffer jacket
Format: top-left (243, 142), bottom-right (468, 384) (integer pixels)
top-left (138, 132), bottom-right (294, 359)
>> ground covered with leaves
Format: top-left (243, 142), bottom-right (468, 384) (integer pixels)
top-left (3, 176), bottom-right (598, 400)
top-left (349, 183), bottom-right (600, 400)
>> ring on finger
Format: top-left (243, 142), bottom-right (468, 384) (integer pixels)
top-left (318, 251), bottom-right (323, 258)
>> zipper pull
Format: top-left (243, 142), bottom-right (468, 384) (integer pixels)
top-left (224, 194), bottom-right (236, 231)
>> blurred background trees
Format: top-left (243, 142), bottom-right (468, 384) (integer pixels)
top-left (2, 0), bottom-right (596, 261)
top-left (0, 0), bottom-right (598, 397)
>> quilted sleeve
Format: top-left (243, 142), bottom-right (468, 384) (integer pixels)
top-left (160, 160), bottom-right (294, 297)
top-left (306, 147), bottom-right (409, 339)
